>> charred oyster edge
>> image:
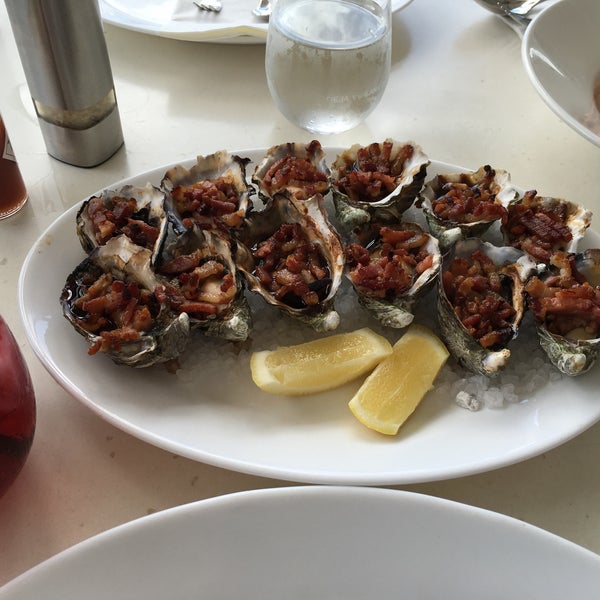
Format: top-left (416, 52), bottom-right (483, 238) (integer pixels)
top-left (437, 238), bottom-right (538, 377)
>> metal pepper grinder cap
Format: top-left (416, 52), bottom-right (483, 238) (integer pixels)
top-left (5, 0), bottom-right (124, 168)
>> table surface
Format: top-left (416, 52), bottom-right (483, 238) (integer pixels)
top-left (1, 0), bottom-right (600, 587)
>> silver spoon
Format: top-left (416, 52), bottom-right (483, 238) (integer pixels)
top-left (472, 0), bottom-right (548, 23)
top-left (252, 0), bottom-right (271, 18)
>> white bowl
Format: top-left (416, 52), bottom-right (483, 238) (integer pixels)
top-left (1, 486), bottom-right (599, 598)
top-left (522, 0), bottom-right (600, 147)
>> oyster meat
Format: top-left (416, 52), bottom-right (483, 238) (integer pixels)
top-left (525, 250), bottom-right (600, 376)
top-left (76, 183), bottom-right (169, 263)
top-left (438, 238), bottom-right (537, 376)
top-left (344, 221), bottom-right (441, 328)
top-left (235, 191), bottom-right (344, 332)
top-left (251, 140), bottom-right (330, 201)
top-left (330, 140), bottom-right (430, 231)
top-left (155, 225), bottom-right (251, 342)
top-left (60, 235), bottom-right (190, 368)
top-left (418, 165), bottom-right (517, 250)
top-left (162, 150), bottom-right (251, 231)
top-left (502, 190), bottom-right (592, 264)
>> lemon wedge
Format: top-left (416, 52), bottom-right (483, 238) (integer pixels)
top-left (250, 327), bottom-right (393, 395)
top-left (348, 324), bottom-right (449, 435)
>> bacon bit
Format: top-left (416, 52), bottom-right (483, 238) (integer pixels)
top-left (443, 251), bottom-right (516, 349)
top-left (415, 253), bottom-right (434, 275)
top-left (120, 220), bottom-right (160, 248)
top-left (159, 251), bottom-right (202, 276)
top-left (220, 272), bottom-right (235, 292)
top-left (176, 301), bottom-right (220, 315)
top-left (89, 327), bottom-right (143, 355)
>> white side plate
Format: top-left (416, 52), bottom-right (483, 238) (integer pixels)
top-left (100, 0), bottom-right (414, 44)
top-left (1, 486), bottom-right (599, 598)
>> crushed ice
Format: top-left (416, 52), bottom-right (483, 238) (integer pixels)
top-left (175, 274), bottom-right (563, 411)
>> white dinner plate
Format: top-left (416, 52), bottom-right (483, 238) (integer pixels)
top-left (522, 0), bottom-right (600, 148)
top-left (18, 149), bottom-right (600, 485)
top-left (1, 486), bottom-right (599, 598)
top-left (99, 0), bottom-right (414, 44)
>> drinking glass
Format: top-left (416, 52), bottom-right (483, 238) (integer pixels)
top-left (265, 0), bottom-right (392, 135)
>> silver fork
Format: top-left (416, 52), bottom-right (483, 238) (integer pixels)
top-left (194, 0), bottom-right (222, 13)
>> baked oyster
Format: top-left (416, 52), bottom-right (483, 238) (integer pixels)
top-left (162, 150), bottom-right (251, 231)
top-left (330, 140), bottom-right (429, 232)
top-left (418, 165), bottom-right (517, 250)
top-left (525, 250), bottom-right (600, 376)
top-left (251, 140), bottom-right (330, 201)
top-left (344, 221), bottom-right (441, 328)
top-left (502, 190), bottom-right (592, 264)
top-left (155, 225), bottom-right (251, 342)
top-left (76, 183), bottom-right (169, 263)
top-left (60, 235), bottom-right (190, 367)
top-left (235, 191), bottom-right (344, 332)
top-left (438, 238), bottom-right (538, 376)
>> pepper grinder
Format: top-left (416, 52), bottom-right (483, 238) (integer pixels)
top-left (5, 0), bottom-right (124, 168)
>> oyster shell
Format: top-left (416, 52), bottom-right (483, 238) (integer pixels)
top-left (438, 238), bottom-right (538, 376)
top-left (251, 140), bottom-right (330, 201)
top-left (60, 235), bottom-right (190, 368)
top-left (235, 191), bottom-right (344, 332)
top-left (502, 190), bottom-right (592, 264)
top-left (525, 250), bottom-right (600, 376)
top-left (162, 150), bottom-right (252, 231)
top-left (344, 221), bottom-right (441, 328)
top-left (155, 225), bottom-right (251, 342)
top-left (330, 140), bottom-right (430, 232)
top-left (76, 183), bottom-right (169, 263)
top-left (418, 165), bottom-right (518, 250)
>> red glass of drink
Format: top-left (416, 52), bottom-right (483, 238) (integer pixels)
top-left (0, 115), bottom-right (28, 220)
top-left (0, 315), bottom-right (36, 497)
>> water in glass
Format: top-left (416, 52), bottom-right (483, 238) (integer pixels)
top-left (265, 0), bottom-right (391, 134)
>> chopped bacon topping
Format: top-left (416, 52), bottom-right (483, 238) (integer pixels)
top-left (158, 250), bottom-right (237, 318)
top-left (505, 190), bottom-right (573, 263)
top-left (171, 178), bottom-right (243, 228)
top-left (85, 195), bottom-right (161, 249)
top-left (345, 226), bottom-right (433, 299)
top-left (261, 141), bottom-right (329, 200)
top-left (431, 165), bottom-right (508, 225)
top-left (442, 250), bottom-right (516, 349)
top-left (335, 141), bottom-right (415, 203)
top-left (73, 272), bottom-right (158, 355)
top-left (525, 252), bottom-right (600, 338)
top-left (252, 222), bottom-right (331, 309)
